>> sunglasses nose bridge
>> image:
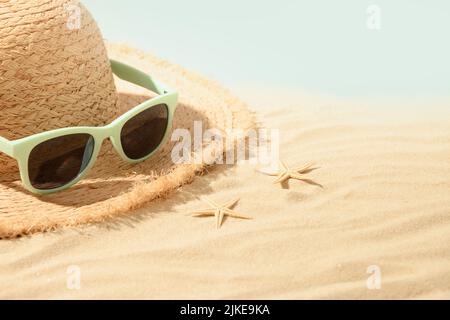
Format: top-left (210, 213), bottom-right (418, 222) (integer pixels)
top-left (98, 124), bottom-right (117, 141)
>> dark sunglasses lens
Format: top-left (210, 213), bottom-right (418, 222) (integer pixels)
top-left (120, 104), bottom-right (169, 160)
top-left (28, 134), bottom-right (95, 190)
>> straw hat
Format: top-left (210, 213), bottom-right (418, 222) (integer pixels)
top-left (0, 0), bottom-right (256, 238)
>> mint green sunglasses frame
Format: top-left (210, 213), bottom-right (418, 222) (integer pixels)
top-left (0, 60), bottom-right (178, 195)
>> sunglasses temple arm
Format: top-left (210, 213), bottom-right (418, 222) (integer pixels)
top-left (0, 136), bottom-right (14, 157)
top-left (109, 59), bottom-right (174, 96)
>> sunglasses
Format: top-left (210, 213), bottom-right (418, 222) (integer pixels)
top-left (0, 60), bottom-right (178, 194)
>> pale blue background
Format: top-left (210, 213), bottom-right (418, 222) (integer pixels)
top-left (84, 0), bottom-right (450, 101)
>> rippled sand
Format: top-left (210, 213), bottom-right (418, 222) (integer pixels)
top-left (1, 94), bottom-right (450, 299)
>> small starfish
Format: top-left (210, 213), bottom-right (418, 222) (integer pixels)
top-left (191, 198), bottom-right (252, 229)
top-left (258, 161), bottom-right (317, 185)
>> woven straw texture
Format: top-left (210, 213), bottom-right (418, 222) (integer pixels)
top-left (0, 1), bottom-right (256, 238)
top-left (0, 0), bottom-right (118, 172)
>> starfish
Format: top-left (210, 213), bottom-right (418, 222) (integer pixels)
top-left (258, 160), bottom-right (318, 185)
top-left (191, 198), bottom-right (252, 229)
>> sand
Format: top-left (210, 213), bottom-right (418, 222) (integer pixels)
top-left (1, 92), bottom-right (450, 299)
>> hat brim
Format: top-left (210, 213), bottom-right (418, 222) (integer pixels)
top-left (0, 43), bottom-right (257, 239)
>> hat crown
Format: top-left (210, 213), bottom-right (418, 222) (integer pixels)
top-left (0, 0), bottom-right (117, 140)
top-left (0, 0), bottom-right (118, 171)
